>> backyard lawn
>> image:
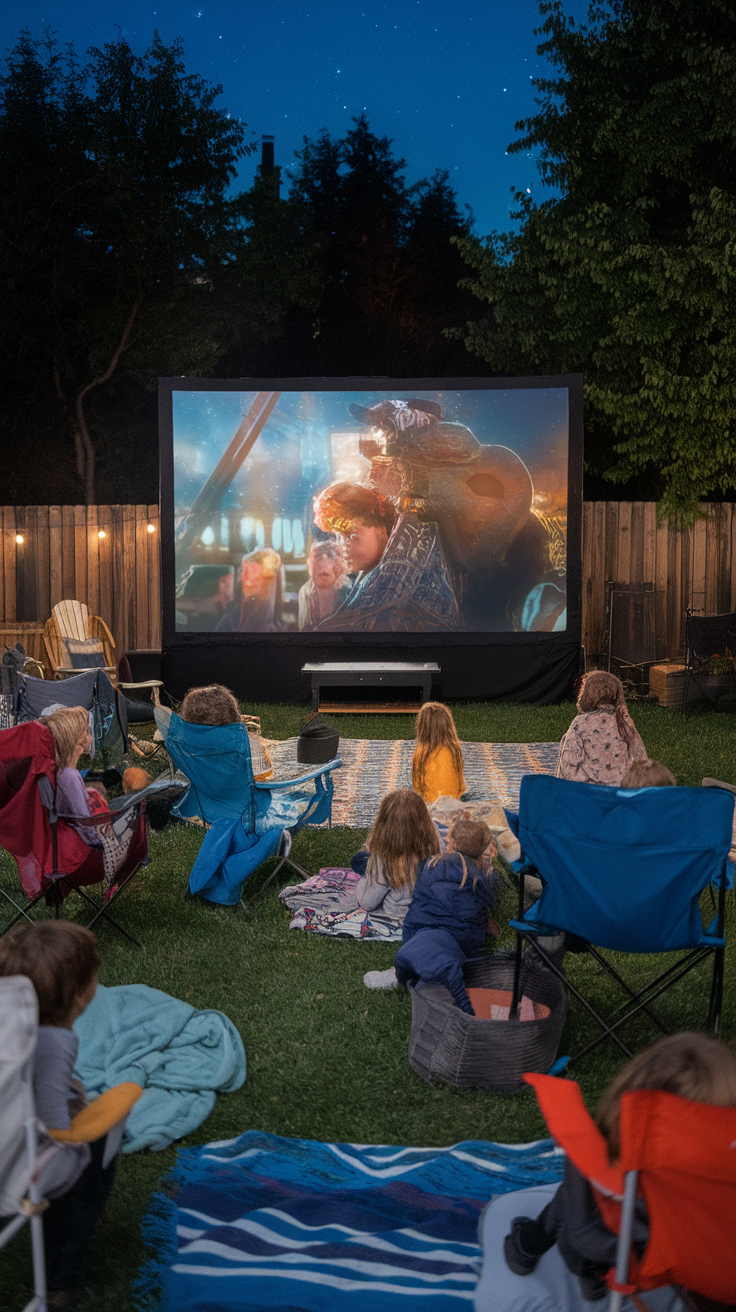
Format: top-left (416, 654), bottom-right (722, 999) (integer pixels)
top-left (1, 699), bottom-right (734, 1311)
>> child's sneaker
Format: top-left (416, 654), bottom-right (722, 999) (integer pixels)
top-left (363, 967), bottom-right (398, 990)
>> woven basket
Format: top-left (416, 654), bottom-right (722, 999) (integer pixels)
top-left (408, 952), bottom-right (566, 1095)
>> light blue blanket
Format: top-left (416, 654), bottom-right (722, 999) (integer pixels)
top-left (74, 984), bottom-right (246, 1153)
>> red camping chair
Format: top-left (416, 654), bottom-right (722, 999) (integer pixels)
top-left (526, 1072), bottom-right (736, 1309)
top-left (0, 721), bottom-right (148, 944)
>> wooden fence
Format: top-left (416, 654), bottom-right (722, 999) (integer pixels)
top-left (582, 502), bottom-right (736, 661)
top-left (0, 505), bottom-right (160, 669)
top-left (2, 501), bottom-right (736, 671)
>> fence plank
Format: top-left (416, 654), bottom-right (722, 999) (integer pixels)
top-left (122, 505), bottom-right (137, 653)
top-left (617, 502), bottom-right (632, 582)
top-left (629, 502), bottom-right (645, 583)
top-left (691, 511), bottom-right (707, 614)
top-left (604, 502), bottom-right (619, 586)
top-left (148, 504), bottom-right (161, 650)
top-left (35, 506), bottom-right (50, 624)
top-left (48, 506), bottom-right (63, 609)
top-left (74, 506), bottom-right (87, 604)
top-left (3, 508), bottom-right (17, 622)
top-left (654, 511), bottom-right (669, 659)
top-left (86, 505), bottom-right (100, 617)
top-left (61, 505), bottom-right (75, 602)
top-left (134, 506), bottom-right (148, 652)
top-left (97, 506), bottom-right (113, 636)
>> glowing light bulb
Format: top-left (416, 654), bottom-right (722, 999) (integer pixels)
top-left (15, 533), bottom-right (23, 544)
top-left (97, 530), bottom-right (106, 539)
top-left (147, 523), bottom-right (155, 533)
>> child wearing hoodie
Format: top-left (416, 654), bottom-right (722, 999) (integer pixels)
top-left (392, 818), bottom-right (495, 1013)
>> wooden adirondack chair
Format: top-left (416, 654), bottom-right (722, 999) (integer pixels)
top-left (43, 600), bottom-right (117, 679)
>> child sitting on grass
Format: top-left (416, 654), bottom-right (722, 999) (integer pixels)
top-left (620, 758), bottom-right (676, 788)
top-left (372, 818), bottom-right (495, 1009)
top-left (556, 671), bottom-right (647, 787)
top-left (353, 788), bottom-right (441, 926)
top-left (503, 1031), bottom-right (736, 1303)
top-left (411, 701), bottom-right (466, 804)
top-left (0, 921), bottom-right (116, 1309)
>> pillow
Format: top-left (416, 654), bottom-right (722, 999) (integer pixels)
top-left (61, 637), bottom-right (106, 670)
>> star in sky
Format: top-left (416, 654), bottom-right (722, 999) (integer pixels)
top-left (2, 0), bottom-right (591, 234)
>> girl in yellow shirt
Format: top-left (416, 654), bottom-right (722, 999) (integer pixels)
top-left (411, 702), bottom-right (466, 804)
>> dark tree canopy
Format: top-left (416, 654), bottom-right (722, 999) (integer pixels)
top-left (0, 30), bottom-right (253, 503)
top-left (226, 115), bottom-right (479, 379)
top-left (455, 0), bottom-right (736, 519)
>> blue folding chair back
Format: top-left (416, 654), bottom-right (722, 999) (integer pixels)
top-left (518, 775), bottom-right (733, 952)
top-left (510, 775), bottom-right (733, 1068)
top-left (161, 712), bottom-right (341, 903)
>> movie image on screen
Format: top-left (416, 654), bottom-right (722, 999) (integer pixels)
top-left (171, 386), bottom-right (569, 635)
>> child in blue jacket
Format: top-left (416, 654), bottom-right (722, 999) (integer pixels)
top-left (394, 818), bottom-right (495, 1013)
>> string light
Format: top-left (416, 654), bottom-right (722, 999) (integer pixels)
top-left (97, 530), bottom-right (106, 539)
top-left (15, 533), bottom-right (23, 544)
top-left (147, 523), bottom-right (155, 533)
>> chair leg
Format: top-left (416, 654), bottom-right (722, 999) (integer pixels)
top-left (260, 853), bottom-right (310, 893)
top-left (707, 945), bottom-right (725, 1035)
top-left (0, 887), bottom-right (45, 935)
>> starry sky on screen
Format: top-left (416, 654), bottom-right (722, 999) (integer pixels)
top-left (3, 0), bottom-right (591, 236)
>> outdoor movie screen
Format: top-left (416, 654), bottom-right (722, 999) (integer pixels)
top-left (168, 382), bottom-right (571, 636)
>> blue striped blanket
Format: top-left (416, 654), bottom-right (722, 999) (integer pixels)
top-left (136, 1130), bottom-right (564, 1310)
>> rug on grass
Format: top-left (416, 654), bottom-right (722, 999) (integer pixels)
top-left (136, 1130), bottom-right (564, 1311)
top-left (268, 738), bottom-right (560, 828)
top-left (279, 867), bottom-right (404, 940)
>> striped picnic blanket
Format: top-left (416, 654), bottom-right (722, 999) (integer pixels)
top-left (136, 1130), bottom-right (564, 1310)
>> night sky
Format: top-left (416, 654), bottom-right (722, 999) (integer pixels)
top-left (4, 0), bottom-right (590, 237)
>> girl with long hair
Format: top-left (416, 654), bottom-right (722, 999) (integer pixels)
top-left (40, 706), bottom-right (102, 846)
top-left (411, 701), bottom-right (466, 803)
top-left (352, 788), bottom-right (441, 924)
top-left (556, 670), bottom-right (646, 786)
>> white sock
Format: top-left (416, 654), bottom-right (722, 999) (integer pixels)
top-left (363, 967), bottom-right (398, 990)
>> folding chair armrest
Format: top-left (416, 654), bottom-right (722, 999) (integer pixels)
top-left (48, 1082), bottom-right (143, 1143)
top-left (253, 756), bottom-right (342, 790)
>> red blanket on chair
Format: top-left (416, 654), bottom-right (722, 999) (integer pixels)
top-left (0, 722), bottom-right (103, 897)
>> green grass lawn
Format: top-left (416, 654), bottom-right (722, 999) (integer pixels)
top-left (1, 699), bottom-right (734, 1311)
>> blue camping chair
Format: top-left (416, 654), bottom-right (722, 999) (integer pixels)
top-left (507, 774), bottom-right (733, 1070)
top-left (158, 711), bottom-right (342, 905)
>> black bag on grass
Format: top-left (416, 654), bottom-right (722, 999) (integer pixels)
top-left (297, 715), bottom-right (339, 765)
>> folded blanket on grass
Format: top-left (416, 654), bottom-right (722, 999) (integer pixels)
top-left (279, 867), bottom-right (403, 940)
top-left (136, 1130), bottom-right (564, 1312)
top-left (74, 984), bottom-right (246, 1152)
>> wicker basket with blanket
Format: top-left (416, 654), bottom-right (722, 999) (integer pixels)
top-left (408, 952), bottom-right (566, 1095)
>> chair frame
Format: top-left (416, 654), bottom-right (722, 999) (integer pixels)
top-left (1, 778), bottom-right (147, 947)
top-left (681, 606), bottom-right (736, 713)
top-left (0, 1043), bottom-right (49, 1312)
top-left (43, 601), bottom-right (116, 680)
top-left (179, 763), bottom-right (335, 893)
top-left (509, 863), bottom-right (727, 1071)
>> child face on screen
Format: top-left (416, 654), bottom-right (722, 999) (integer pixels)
top-left (336, 521), bottom-right (388, 573)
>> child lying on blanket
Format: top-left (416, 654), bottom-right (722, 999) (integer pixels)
top-left (502, 1031), bottom-right (736, 1304)
top-left (367, 819), bottom-right (495, 1003)
top-left (352, 788), bottom-right (441, 924)
top-left (0, 921), bottom-right (136, 1309)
